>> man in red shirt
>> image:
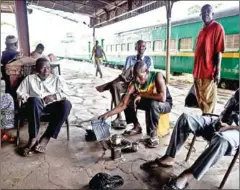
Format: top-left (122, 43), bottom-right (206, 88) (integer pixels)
top-left (193, 4), bottom-right (225, 113)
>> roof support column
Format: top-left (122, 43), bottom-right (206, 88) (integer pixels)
top-left (165, 1), bottom-right (174, 84)
top-left (14, 0), bottom-right (30, 56)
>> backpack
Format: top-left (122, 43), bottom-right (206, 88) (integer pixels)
top-left (95, 46), bottom-right (103, 58)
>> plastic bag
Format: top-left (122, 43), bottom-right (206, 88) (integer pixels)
top-left (91, 119), bottom-right (110, 141)
top-left (185, 85), bottom-right (199, 108)
top-left (89, 173), bottom-right (124, 190)
top-left (85, 129), bottom-right (97, 142)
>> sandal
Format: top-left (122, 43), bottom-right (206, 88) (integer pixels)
top-left (146, 137), bottom-right (160, 148)
top-left (162, 178), bottom-right (189, 190)
top-left (122, 128), bottom-right (142, 136)
top-left (34, 143), bottom-right (46, 153)
top-left (140, 158), bottom-right (173, 170)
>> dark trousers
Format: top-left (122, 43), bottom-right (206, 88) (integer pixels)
top-left (26, 97), bottom-right (72, 139)
top-left (124, 98), bottom-right (172, 137)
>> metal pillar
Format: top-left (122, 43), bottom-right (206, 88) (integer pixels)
top-left (165, 1), bottom-right (173, 84)
top-left (14, 0), bottom-right (30, 56)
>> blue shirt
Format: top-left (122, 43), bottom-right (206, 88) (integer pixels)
top-left (1, 49), bottom-right (19, 66)
top-left (123, 55), bottom-right (153, 72)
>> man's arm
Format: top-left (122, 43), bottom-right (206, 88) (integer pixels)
top-left (214, 25), bottom-right (225, 84)
top-left (139, 72), bottom-right (166, 102)
top-left (102, 49), bottom-right (107, 62)
top-left (91, 46), bottom-right (95, 59)
top-left (16, 76), bottom-right (30, 101)
top-left (99, 83), bottom-right (135, 119)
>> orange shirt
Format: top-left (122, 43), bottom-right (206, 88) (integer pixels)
top-left (193, 21), bottom-right (225, 79)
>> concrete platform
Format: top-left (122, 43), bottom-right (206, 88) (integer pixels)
top-left (1, 59), bottom-right (239, 189)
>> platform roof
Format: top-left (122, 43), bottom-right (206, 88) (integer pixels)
top-left (1, 0), bottom-right (178, 28)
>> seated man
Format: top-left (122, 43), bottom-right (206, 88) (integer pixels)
top-left (99, 61), bottom-right (172, 148)
top-left (141, 89), bottom-right (239, 190)
top-left (30, 43), bottom-right (49, 60)
top-left (96, 40), bottom-right (153, 129)
top-left (1, 35), bottom-right (20, 94)
top-left (16, 58), bottom-right (72, 156)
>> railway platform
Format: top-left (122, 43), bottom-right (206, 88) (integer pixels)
top-left (1, 59), bottom-right (238, 189)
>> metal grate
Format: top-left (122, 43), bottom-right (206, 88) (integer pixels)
top-left (225, 34), bottom-right (239, 50)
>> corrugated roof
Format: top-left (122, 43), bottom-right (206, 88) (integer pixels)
top-left (1, 0), bottom-right (178, 28)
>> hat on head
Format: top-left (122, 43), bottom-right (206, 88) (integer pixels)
top-left (5, 35), bottom-right (18, 44)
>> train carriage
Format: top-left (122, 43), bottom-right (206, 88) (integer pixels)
top-left (60, 7), bottom-right (239, 89)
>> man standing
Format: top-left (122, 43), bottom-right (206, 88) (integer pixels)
top-left (1, 35), bottom-right (20, 94)
top-left (193, 4), bottom-right (225, 113)
top-left (16, 58), bottom-right (72, 156)
top-left (90, 40), bottom-right (107, 78)
top-left (99, 61), bottom-right (172, 148)
top-left (96, 40), bottom-right (153, 129)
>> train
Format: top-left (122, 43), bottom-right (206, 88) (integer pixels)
top-left (58, 7), bottom-right (239, 90)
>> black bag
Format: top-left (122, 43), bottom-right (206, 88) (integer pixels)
top-left (85, 129), bottom-right (97, 142)
top-left (89, 173), bottom-right (124, 190)
top-left (185, 85), bottom-right (199, 108)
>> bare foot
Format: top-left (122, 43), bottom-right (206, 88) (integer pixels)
top-left (35, 135), bottom-right (50, 153)
top-left (156, 155), bottom-right (175, 166)
top-left (96, 85), bottom-right (105, 92)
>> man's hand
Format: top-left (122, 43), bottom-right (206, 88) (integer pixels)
top-left (134, 95), bottom-right (141, 110)
top-left (43, 95), bottom-right (57, 104)
top-left (98, 113), bottom-right (109, 121)
top-left (19, 94), bottom-right (29, 103)
top-left (214, 70), bottom-right (221, 84)
top-left (218, 122), bottom-right (232, 132)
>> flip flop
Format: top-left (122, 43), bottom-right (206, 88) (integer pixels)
top-left (162, 178), bottom-right (189, 190)
top-left (122, 128), bottom-right (142, 136)
top-left (140, 158), bottom-right (173, 170)
top-left (34, 143), bottom-right (46, 153)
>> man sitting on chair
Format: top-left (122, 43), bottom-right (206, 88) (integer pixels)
top-left (96, 40), bottom-right (153, 129)
top-left (99, 61), bottom-right (172, 148)
top-left (16, 58), bottom-right (72, 156)
top-left (141, 89), bottom-right (239, 190)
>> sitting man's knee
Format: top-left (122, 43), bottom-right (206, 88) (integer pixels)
top-left (150, 100), bottom-right (159, 109)
top-left (211, 134), bottom-right (229, 147)
top-left (61, 100), bottom-right (72, 110)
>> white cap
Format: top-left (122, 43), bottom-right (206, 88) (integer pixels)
top-left (5, 36), bottom-right (18, 44)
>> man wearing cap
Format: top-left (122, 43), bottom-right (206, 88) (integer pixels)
top-left (1, 35), bottom-right (20, 94)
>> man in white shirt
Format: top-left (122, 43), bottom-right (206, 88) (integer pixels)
top-left (95, 40), bottom-right (153, 129)
top-left (17, 58), bottom-right (72, 156)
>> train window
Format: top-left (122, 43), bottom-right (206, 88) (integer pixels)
top-left (128, 43), bottom-right (135, 51)
top-left (180, 38), bottom-right (192, 51)
top-left (165, 39), bottom-right (177, 51)
top-left (121, 44), bottom-right (127, 51)
top-left (146, 41), bottom-right (152, 51)
top-left (111, 45), bottom-right (115, 52)
top-left (153, 40), bottom-right (163, 52)
top-left (170, 39), bottom-right (176, 51)
top-left (116, 44), bottom-right (121, 52)
top-left (225, 34), bottom-right (239, 50)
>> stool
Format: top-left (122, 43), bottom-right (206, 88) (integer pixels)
top-left (145, 113), bottom-right (170, 137)
top-left (157, 113), bottom-right (170, 137)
